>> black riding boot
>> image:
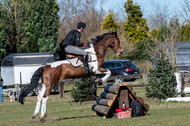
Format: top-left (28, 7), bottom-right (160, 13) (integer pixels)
top-left (82, 55), bottom-right (90, 75)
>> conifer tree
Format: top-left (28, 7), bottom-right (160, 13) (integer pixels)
top-left (124, 0), bottom-right (149, 44)
top-left (146, 54), bottom-right (178, 102)
top-left (0, 0), bottom-right (27, 54)
top-left (179, 22), bottom-right (190, 41)
top-left (71, 77), bottom-right (96, 102)
top-left (0, 17), bottom-right (6, 62)
top-left (25, 0), bottom-right (59, 52)
top-left (101, 10), bottom-right (119, 31)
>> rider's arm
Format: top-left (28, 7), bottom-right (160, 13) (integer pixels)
top-left (75, 32), bottom-right (87, 47)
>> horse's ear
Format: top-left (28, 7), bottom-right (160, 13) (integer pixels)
top-left (114, 31), bottom-right (118, 37)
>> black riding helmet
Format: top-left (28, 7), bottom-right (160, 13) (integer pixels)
top-left (77, 22), bottom-right (86, 29)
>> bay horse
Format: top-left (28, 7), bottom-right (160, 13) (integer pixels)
top-left (19, 32), bottom-right (122, 121)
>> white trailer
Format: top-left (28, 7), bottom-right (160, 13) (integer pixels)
top-left (1, 52), bottom-right (56, 96)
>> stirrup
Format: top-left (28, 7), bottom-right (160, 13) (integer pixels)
top-left (84, 67), bottom-right (90, 75)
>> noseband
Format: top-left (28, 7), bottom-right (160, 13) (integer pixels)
top-left (109, 37), bottom-right (121, 52)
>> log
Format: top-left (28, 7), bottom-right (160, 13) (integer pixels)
top-left (129, 93), bottom-right (134, 101)
top-left (143, 104), bottom-right (150, 111)
top-left (119, 89), bottom-right (129, 108)
top-left (136, 97), bottom-right (144, 104)
top-left (104, 86), bottom-right (119, 94)
top-left (107, 83), bottom-right (127, 86)
top-left (127, 86), bottom-right (133, 92)
top-left (96, 98), bottom-right (113, 107)
top-left (100, 92), bottom-right (117, 100)
top-left (92, 104), bottom-right (110, 115)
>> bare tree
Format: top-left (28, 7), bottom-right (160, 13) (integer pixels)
top-left (57, 0), bottom-right (106, 45)
top-left (180, 0), bottom-right (190, 23)
top-left (147, 0), bottom-right (171, 30)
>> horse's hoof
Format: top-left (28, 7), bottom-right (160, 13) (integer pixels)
top-left (95, 78), bottom-right (101, 83)
top-left (39, 114), bottom-right (47, 122)
top-left (32, 113), bottom-right (38, 119)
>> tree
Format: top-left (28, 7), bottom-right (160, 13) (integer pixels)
top-left (0, 0), bottom-right (26, 54)
top-left (71, 77), bottom-right (96, 103)
top-left (181, 0), bottom-right (190, 23)
top-left (25, 0), bottom-right (59, 52)
top-left (146, 0), bottom-right (170, 30)
top-left (128, 38), bottom-right (156, 62)
top-left (123, 0), bottom-right (149, 44)
top-left (146, 54), bottom-right (178, 102)
top-left (179, 22), bottom-right (190, 42)
top-left (101, 10), bottom-right (119, 31)
top-left (0, 17), bottom-right (6, 62)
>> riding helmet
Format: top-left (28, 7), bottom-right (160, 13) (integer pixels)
top-left (77, 22), bottom-right (86, 29)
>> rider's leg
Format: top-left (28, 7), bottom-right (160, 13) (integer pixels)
top-left (65, 46), bottom-right (90, 74)
top-left (82, 54), bottom-right (90, 74)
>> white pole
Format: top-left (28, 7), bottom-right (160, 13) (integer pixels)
top-left (175, 72), bottom-right (182, 97)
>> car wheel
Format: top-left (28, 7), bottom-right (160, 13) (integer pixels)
top-left (34, 85), bottom-right (42, 96)
top-left (115, 75), bottom-right (124, 83)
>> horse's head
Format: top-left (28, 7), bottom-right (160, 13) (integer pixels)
top-left (93, 32), bottom-right (122, 58)
top-left (108, 32), bottom-right (122, 56)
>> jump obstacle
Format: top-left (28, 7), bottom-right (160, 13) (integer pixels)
top-left (92, 83), bottom-right (149, 118)
top-left (167, 72), bottom-right (190, 102)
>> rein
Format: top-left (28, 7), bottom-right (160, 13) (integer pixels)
top-left (93, 37), bottom-right (118, 49)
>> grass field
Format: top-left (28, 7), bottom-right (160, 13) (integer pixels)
top-left (1, 83), bottom-right (190, 126)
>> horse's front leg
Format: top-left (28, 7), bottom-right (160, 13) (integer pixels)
top-left (32, 84), bottom-right (46, 119)
top-left (95, 68), bottom-right (111, 83)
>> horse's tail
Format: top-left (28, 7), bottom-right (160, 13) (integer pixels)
top-left (19, 67), bottom-right (44, 104)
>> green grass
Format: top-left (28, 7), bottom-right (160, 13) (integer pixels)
top-left (1, 84), bottom-right (190, 126)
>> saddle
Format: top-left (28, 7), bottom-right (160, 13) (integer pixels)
top-left (66, 54), bottom-right (87, 68)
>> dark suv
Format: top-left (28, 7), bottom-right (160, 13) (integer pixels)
top-left (102, 60), bottom-right (140, 83)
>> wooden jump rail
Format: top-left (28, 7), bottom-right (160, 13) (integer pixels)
top-left (92, 83), bottom-right (149, 118)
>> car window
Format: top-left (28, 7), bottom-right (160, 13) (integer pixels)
top-left (124, 61), bottom-right (136, 67)
top-left (116, 62), bottom-right (122, 68)
top-left (104, 63), bottom-right (116, 69)
top-left (3, 58), bottom-right (13, 66)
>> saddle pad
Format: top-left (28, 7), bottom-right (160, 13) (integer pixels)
top-left (67, 58), bottom-right (83, 67)
top-left (47, 58), bottom-right (83, 68)
top-left (47, 60), bottom-right (70, 68)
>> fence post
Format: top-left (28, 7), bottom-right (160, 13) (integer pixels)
top-left (175, 72), bottom-right (182, 97)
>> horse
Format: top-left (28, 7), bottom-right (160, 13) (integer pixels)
top-left (19, 32), bottom-right (122, 121)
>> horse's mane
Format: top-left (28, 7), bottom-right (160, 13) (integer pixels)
top-left (91, 32), bottom-right (118, 45)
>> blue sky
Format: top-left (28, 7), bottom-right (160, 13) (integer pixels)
top-left (99, 0), bottom-right (183, 17)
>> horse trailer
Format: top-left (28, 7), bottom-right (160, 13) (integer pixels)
top-left (1, 52), bottom-right (56, 96)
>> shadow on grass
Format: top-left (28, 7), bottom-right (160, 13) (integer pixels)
top-left (52, 115), bottom-right (96, 121)
top-left (50, 90), bottom-right (72, 95)
top-left (29, 115), bottom-right (96, 124)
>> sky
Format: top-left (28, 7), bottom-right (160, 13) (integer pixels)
top-left (98, 0), bottom-right (183, 18)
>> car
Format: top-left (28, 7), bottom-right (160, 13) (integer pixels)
top-left (100, 60), bottom-right (140, 83)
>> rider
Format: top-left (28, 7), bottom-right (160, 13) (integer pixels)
top-left (61, 22), bottom-right (90, 74)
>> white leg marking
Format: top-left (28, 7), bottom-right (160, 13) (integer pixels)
top-left (34, 84), bottom-right (46, 114)
top-left (40, 96), bottom-right (49, 118)
top-left (101, 70), bottom-right (111, 83)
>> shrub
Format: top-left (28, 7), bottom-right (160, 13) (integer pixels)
top-left (71, 76), bottom-right (96, 102)
top-left (145, 55), bottom-right (178, 102)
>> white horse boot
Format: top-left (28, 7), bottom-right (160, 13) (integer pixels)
top-left (39, 96), bottom-right (49, 121)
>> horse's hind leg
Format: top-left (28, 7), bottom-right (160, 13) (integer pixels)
top-left (32, 84), bottom-right (46, 119)
top-left (39, 96), bottom-right (49, 121)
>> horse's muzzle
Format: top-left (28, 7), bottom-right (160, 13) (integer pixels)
top-left (116, 48), bottom-right (122, 56)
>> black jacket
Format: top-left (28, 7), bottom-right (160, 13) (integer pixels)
top-left (62, 29), bottom-right (84, 47)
